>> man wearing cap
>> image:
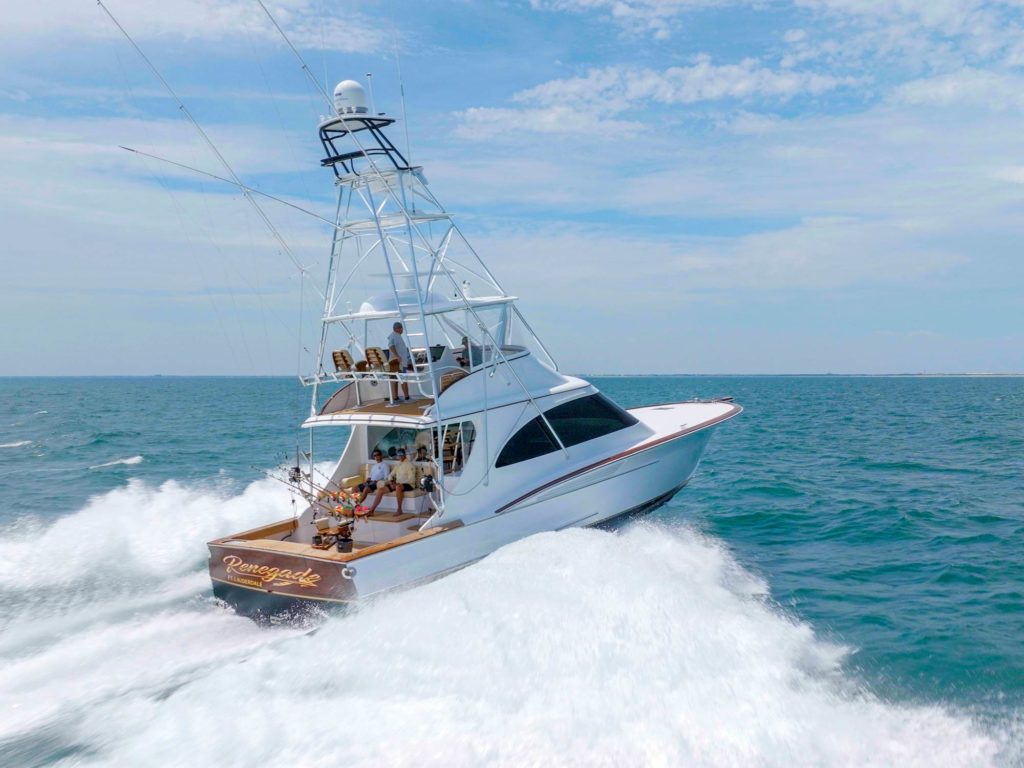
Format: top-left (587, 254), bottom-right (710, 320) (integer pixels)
top-left (364, 448), bottom-right (420, 515)
top-left (387, 321), bottom-right (413, 404)
top-left (355, 449), bottom-right (390, 507)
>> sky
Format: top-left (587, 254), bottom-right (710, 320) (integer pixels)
top-left (1, 0), bottom-right (1023, 375)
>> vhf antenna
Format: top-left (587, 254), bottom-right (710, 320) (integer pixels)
top-left (393, 29), bottom-right (413, 164)
top-left (365, 72), bottom-right (377, 115)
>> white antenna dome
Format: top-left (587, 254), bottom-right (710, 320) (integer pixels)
top-left (333, 80), bottom-right (369, 116)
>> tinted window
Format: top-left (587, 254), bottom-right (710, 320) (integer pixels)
top-left (495, 393), bottom-right (637, 469)
top-left (545, 393), bottom-right (638, 448)
top-left (495, 417), bottom-right (559, 468)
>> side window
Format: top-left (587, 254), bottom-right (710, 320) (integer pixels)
top-left (441, 421), bottom-right (477, 472)
top-left (495, 417), bottom-right (559, 468)
top-left (495, 393), bottom-right (637, 469)
top-left (543, 393), bottom-right (638, 448)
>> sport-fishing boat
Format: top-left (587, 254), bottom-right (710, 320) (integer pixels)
top-left (208, 80), bottom-right (741, 617)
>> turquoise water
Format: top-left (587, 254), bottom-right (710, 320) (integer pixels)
top-left (1, 375), bottom-right (1022, 765)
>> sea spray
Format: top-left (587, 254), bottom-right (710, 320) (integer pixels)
top-left (0, 475), bottom-right (292, 596)
top-left (1, 524), bottom-right (1002, 767)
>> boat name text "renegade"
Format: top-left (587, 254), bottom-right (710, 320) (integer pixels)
top-left (222, 555), bottom-right (322, 588)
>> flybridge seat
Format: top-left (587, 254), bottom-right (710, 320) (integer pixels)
top-left (332, 349), bottom-right (370, 374)
top-left (330, 346), bottom-right (394, 375)
top-left (365, 347), bottom-right (388, 371)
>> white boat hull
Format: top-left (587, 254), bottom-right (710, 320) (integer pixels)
top-left (209, 402), bottom-right (736, 617)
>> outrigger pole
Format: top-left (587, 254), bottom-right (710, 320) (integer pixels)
top-left (119, 146), bottom-right (339, 227)
top-left (95, 0), bottom-right (323, 301)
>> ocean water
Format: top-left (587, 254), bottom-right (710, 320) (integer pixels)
top-left (0, 375), bottom-right (1022, 766)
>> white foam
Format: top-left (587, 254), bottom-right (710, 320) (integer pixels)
top-left (0, 473), bottom-right (297, 595)
top-left (4, 524), bottom-right (1005, 767)
top-left (0, 440), bottom-right (31, 448)
top-left (0, 608), bottom-right (303, 742)
top-left (88, 455), bottom-right (144, 469)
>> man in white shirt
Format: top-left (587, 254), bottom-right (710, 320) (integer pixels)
top-left (355, 450), bottom-right (390, 508)
top-left (364, 448), bottom-right (420, 516)
top-left (387, 321), bottom-right (413, 403)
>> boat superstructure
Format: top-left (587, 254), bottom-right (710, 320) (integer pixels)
top-left (208, 80), bottom-right (740, 618)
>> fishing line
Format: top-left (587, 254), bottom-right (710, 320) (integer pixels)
top-left (96, 0), bottom-right (324, 304)
top-left (253, 0), bottom-right (333, 110)
top-left (118, 147), bottom-right (339, 227)
top-left (118, 146), bottom-right (304, 351)
top-left (109, 46), bottom-right (244, 372)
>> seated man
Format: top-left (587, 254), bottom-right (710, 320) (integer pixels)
top-left (363, 448), bottom-right (420, 516)
top-left (415, 445), bottom-right (430, 463)
top-left (356, 450), bottom-right (390, 507)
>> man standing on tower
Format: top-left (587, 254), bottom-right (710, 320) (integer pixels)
top-left (387, 321), bottom-right (413, 403)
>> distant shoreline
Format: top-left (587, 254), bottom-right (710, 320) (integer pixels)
top-left (2, 373), bottom-right (1022, 379)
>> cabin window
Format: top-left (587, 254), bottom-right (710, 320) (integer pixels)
top-left (543, 393), bottom-right (638, 448)
top-left (368, 427), bottom-right (421, 459)
top-left (495, 416), bottom-right (559, 468)
top-left (495, 393), bottom-right (637, 469)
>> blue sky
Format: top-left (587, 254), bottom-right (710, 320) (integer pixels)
top-left (1, 0), bottom-right (1023, 375)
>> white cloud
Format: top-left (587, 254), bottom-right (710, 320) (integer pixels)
top-left (788, 0), bottom-right (1024, 69)
top-left (0, 0), bottom-right (387, 53)
top-left (892, 69), bottom-right (1024, 109)
top-left (992, 166), bottom-right (1024, 184)
top-left (478, 215), bottom-right (962, 305)
top-left (534, 0), bottom-right (1024, 73)
top-left (670, 215), bottom-right (964, 290)
top-left (519, 58), bottom-right (854, 107)
top-left (455, 59), bottom-right (854, 138)
top-left (455, 105), bottom-right (645, 140)
top-left (0, 112), bottom-right (330, 374)
top-left (529, 0), bottom-right (722, 39)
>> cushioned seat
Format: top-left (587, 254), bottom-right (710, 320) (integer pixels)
top-left (332, 349), bottom-right (355, 373)
top-left (364, 347), bottom-right (388, 371)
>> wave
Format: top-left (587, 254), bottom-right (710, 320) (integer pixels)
top-left (0, 440), bottom-right (31, 448)
top-left (1, 511), bottom-right (1015, 765)
top-left (88, 455), bottom-right (144, 469)
top-left (0, 474), bottom-right (299, 598)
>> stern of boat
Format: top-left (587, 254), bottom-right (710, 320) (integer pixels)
top-left (208, 520), bottom-right (359, 619)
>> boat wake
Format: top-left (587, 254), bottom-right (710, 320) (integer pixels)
top-left (0, 478), bottom-right (1019, 767)
top-left (88, 455), bottom-right (144, 469)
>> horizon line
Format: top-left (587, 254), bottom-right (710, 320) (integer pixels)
top-left (2, 372), bottom-right (1023, 379)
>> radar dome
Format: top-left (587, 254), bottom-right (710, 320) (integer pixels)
top-left (333, 80), bottom-right (369, 116)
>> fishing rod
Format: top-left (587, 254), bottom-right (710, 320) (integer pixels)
top-left (250, 464), bottom-right (346, 517)
top-left (95, 0), bottom-right (324, 302)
